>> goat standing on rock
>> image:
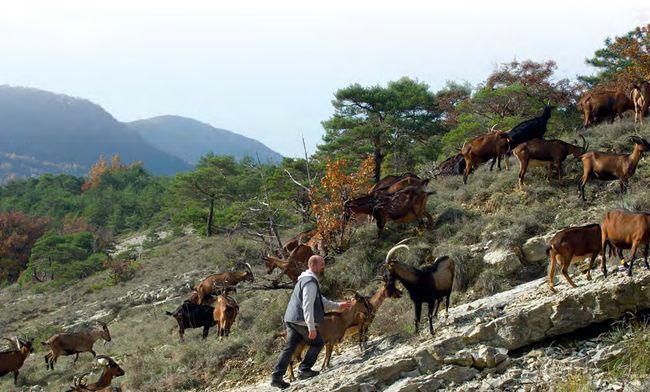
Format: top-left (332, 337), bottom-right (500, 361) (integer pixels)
top-left (0, 337), bottom-right (34, 385)
top-left (382, 243), bottom-right (455, 335)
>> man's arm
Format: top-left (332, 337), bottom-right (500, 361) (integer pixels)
top-left (321, 296), bottom-right (342, 313)
top-left (302, 281), bottom-right (318, 332)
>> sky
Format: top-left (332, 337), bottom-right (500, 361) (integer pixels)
top-left (0, 1), bottom-right (648, 158)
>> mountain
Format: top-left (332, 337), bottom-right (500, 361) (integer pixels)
top-left (126, 115), bottom-right (283, 165)
top-left (0, 86), bottom-right (192, 180)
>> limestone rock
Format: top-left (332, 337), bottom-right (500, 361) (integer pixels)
top-left (521, 234), bottom-right (552, 263)
top-left (483, 248), bottom-right (521, 273)
top-left (433, 365), bottom-right (479, 383)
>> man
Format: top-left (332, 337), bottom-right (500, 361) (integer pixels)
top-left (270, 255), bottom-right (351, 389)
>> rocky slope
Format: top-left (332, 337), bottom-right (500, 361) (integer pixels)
top-left (220, 267), bottom-right (650, 392)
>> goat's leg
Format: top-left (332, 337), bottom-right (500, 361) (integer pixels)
top-left (644, 244), bottom-right (649, 270)
top-left (548, 253), bottom-right (558, 292)
top-left (73, 353), bottom-right (80, 364)
top-left (427, 301), bottom-right (435, 335)
top-left (517, 160), bottom-right (527, 189)
top-left (489, 156), bottom-right (497, 171)
top-left (628, 242), bottom-right (639, 277)
top-left (202, 326), bottom-right (210, 339)
top-left (601, 239), bottom-right (608, 278)
top-left (561, 258), bottom-right (578, 288)
top-left (13, 370), bottom-right (18, 385)
top-left (586, 252), bottom-right (597, 281)
top-left (445, 295), bottom-right (451, 319)
top-left (414, 302), bottom-right (422, 334)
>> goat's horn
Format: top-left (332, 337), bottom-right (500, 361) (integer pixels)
top-left (244, 263), bottom-right (253, 273)
top-left (75, 372), bottom-right (91, 387)
top-left (2, 337), bottom-right (18, 350)
top-left (96, 355), bottom-right (116, 365)
top-left (385, 244), bottom-right (410, 264)
top-left (490, 124), bottom-right (498, 132)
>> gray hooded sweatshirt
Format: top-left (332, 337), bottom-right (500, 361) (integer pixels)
top-left (284, 270), bottom-right (340, 331)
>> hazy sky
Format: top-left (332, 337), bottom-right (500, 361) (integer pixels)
top-left (1, 1), bottom-right (648, 157)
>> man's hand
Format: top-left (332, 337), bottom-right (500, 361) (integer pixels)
top-left (339, 301), bottom-right (352, 310)
top-left (308, 329), bottom-right (317, 340)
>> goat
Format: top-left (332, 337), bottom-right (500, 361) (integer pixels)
top-left (545, 224), bottom-right (601, 292)
top-left (335, 283), bottom-right (403, 353)
top-left (382, 244), bottom-right (454, 335)
top-left (43, 321), bottom-right (111, 370)
top-left (0, 337), bottom-right (34, 385)
top-left (601, 209), bottom-right (650, 277)
top-left (632, 85), bottom-right (647, 124)
top-left (580, 91), bottom-right (634, 128)
top-left (505, 105), bottom-right (554, 148)
top-left (286, 292), bottom-right (373, 380)
top-left (263, 244), bottom-right (314, 283)
top-left (282, 229), bottom-right (317, 254)
top-left (513, 136), bottom-right (587, 188)
top-left (434, 153), bottom-right (465, 178)
top-left (166, 302), bottom-right (216, 342)
top-left (194, 263), bottom-right (253, 305)
top-left (66, 355), bottom-right (125, 392)
top-left (372, 186), bottom-right (434, 237)
top-left (213, 294), bottom-right (239, 338)
top-left (634, 81), bottom-right (650, 123)
top-left (579, 136), bottom-right (650, 201)
top-left (368, 173), bottom-right (420, 195)
top-left (461, 128), bottom-right (511, 184)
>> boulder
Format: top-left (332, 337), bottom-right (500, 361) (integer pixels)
top-left (483, 248), bottom-right (521, 273)
top-left (433, 365), bottom-right (479, 383)
top-left (521, 235), bottom-right (552, 263)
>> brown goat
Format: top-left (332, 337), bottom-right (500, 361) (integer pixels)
top-left (263, 244), bottom-right (314, 283)
top-left (43, 321), bottom-right (111, 370)
top-left (461, 129), bottom-right (511, 184)
top-left (286, 293), bottom-right (373, 381)
top-left (66, 356), bottom-right (125, 392)
top-left (335, 283), bottom-right (403, 353)
top-left (580, 91), bottom-right (635, 128)
top-left (579, 136), bottom-right (650, 201)
top-left (368, 173), bottom-right (421, 195)
top-left (282, 229), bottom-right (317, 254)
top-left (0, 337), bottom-right (34, 385)
top-left (546, 224), bottom-right (602, 292)
top-left (601, 210), bottom-right (650, 277)
top-left (514, 136), bottom-right (587, 188)
top-left (194, 263), bottom-right (253, 305)
top-left (213, 294), bottom-right (239, 338)
top-left (372, 186), bottom-right (434, 237)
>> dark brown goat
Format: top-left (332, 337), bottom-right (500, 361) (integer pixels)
top-left (369, 173), bottom-right (420, 195)
top-left (461, 129), bottom-right (511, 184)
top-left (513, 136), bottom-right (587, 188)
top-left (580, 91), bottom-right (635, 128)
top-left (194, 263), bottom-right (253, 305)
top-left (281, 229), bottom-right (317, 254)
top-left (383, 244), bottom-right (455, 335)
top-left (546, 224), bottom-right (601, 292)
top-left (0, 337), bottom-right (34, 385)
top-left (371, 186), bottom-right (434, 237)
top-left (601, 210), bottom-right (650, 277)
top-left (66, 356), bottom-right (125, 392)
top-left (263, 244), bottom-right (314, 283)
top-left (579, 136), bottom-right (650, 201)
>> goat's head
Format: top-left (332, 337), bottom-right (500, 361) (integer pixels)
top-left (97, 321), bottom-right (111, 342)
top-left (631, 135), bottom-right (650, 153)
top-left (97, 355), bottom-right (125, 378)
top-left (18, 338), bottom-right (34, 354)
top-left (263, 255), bottom-right (277, 274)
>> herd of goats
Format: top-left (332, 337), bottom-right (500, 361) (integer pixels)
top-left (1, 81), bottom-right (650, 390)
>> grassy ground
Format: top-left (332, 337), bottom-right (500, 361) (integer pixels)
top-left (2, 118), bottom-right (650, 391)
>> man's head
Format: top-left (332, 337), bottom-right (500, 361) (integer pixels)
top-left (308, 255), bottom-right (325, 277)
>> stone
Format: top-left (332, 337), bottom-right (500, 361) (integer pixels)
top-left (433, 365), bottom-right (479, 383)
top-left (471, 345), bottom-right (508, 369)
top-left (483, 248), bottom-right (522, 273)
top-left (443, 350), bottom-right (474, 367)
top-left (521, 234), bottom-right (553, 263)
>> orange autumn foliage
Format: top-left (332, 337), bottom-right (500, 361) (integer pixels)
top-left (81, 154), bottom-right (130, 192)
top-left (310, 155), bottom-right (374, 251)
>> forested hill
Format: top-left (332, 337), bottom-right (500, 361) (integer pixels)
top-left (0, 86), bottom-right (191, 180)
top-left (127, 115), bottom-right (283, 165)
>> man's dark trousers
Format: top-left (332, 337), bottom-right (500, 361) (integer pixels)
top-left (272, 322), bottom-right (324, 379)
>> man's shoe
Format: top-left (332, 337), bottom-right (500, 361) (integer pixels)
top-left (270, 377), bottom-right (290, 389)
top-left (298, 369), bottom-right (320, 379)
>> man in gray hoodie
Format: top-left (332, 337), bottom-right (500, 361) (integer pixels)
top-left (270, 254), bottom-right (351, 389)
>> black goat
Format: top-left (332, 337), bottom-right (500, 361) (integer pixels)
top-left (166, 302), bottom-right (216, 342)
top-left (505, 105), bottom-right (554, 149)
top-left (382, 244), bottom-right (455, 335)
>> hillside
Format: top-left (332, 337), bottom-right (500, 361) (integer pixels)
top-left (127, 116), bottom-right (283, 165)
top-left (2, 119), bottom-right (650, 391)
top-left (0, 86), bottom-right (192, 181)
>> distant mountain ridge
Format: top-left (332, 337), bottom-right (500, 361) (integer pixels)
top-left (126, 115), bottom-right (283, 165)
top-left (0, 85), bottom-right (282, 182)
